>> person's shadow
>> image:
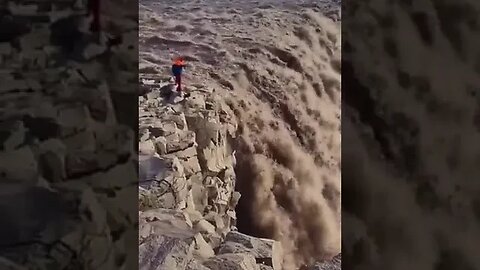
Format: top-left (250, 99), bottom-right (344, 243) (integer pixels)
top-left (140, 79), bottom-right (190, 106)
top-left (161, 84), bottom-right (190, 104)
top-left (159, 84), bottom-right (174, 99)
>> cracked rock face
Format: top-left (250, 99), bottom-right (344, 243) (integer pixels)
top-left (138, 76), bottom-right (240, 220)
top-left (139, 209), bottom-right (197, 270)
top-left (203, 253), bottom-right (260, 270)
top-left (218, 231), bottom-right (284, 270)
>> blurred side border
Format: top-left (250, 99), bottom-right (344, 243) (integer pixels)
top-left (342, 0), bottom-right (480, 269)
top-left (0, 0), bottom-right (139, 269)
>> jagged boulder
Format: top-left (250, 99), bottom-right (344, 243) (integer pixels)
top-left (185, 112), bottom-right (234, 173)
top-left (139, 139), bottom-right (156, 156)
top-left (186, 259), bottom-right (210, 270)
top-left (139, 156), bottom-right (171, 182)
top-left (139, 156), bottom-right (188, 210)
top-left (203, 253), bottom-right (260, 270)
top-left (139, 209), bottom-right (195, 270)
top-left (194, 219), bottom-right (216, 235)
top-left (192, 233), bottom-right (215, 260)
top-left (310, 254), bottom-right (341, 270)
top-left (165, 146), bottom-right (201, 177)
top-left (139, 209), bottom-right (215, 270)
top-left (163, 112), bottom-right (188, 130)
top-left (148, 119), bottom-right (178, 137)
top-left (218, 231), bottom-right (283, 270)
top-left (154, 129), bottom-right (196, 155)
top-left (139, 233), bottom-right (194, 270)
top-left (166, 130), bottom-right (197, 154)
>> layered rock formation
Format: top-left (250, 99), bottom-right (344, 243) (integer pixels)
top-left (138, 78), bottom-right (285, 270)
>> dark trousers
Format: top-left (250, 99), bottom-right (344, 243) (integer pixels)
top-left (175, 74), bottom-right (182, 92)
top-left (88, 0), bottom-right (101, 32)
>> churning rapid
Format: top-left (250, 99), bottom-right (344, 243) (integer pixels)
top-left (140, 0), bottom-right (341, 268)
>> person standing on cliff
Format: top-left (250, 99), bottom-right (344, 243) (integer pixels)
top-left (171, 57), bottom-right (189, 98)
